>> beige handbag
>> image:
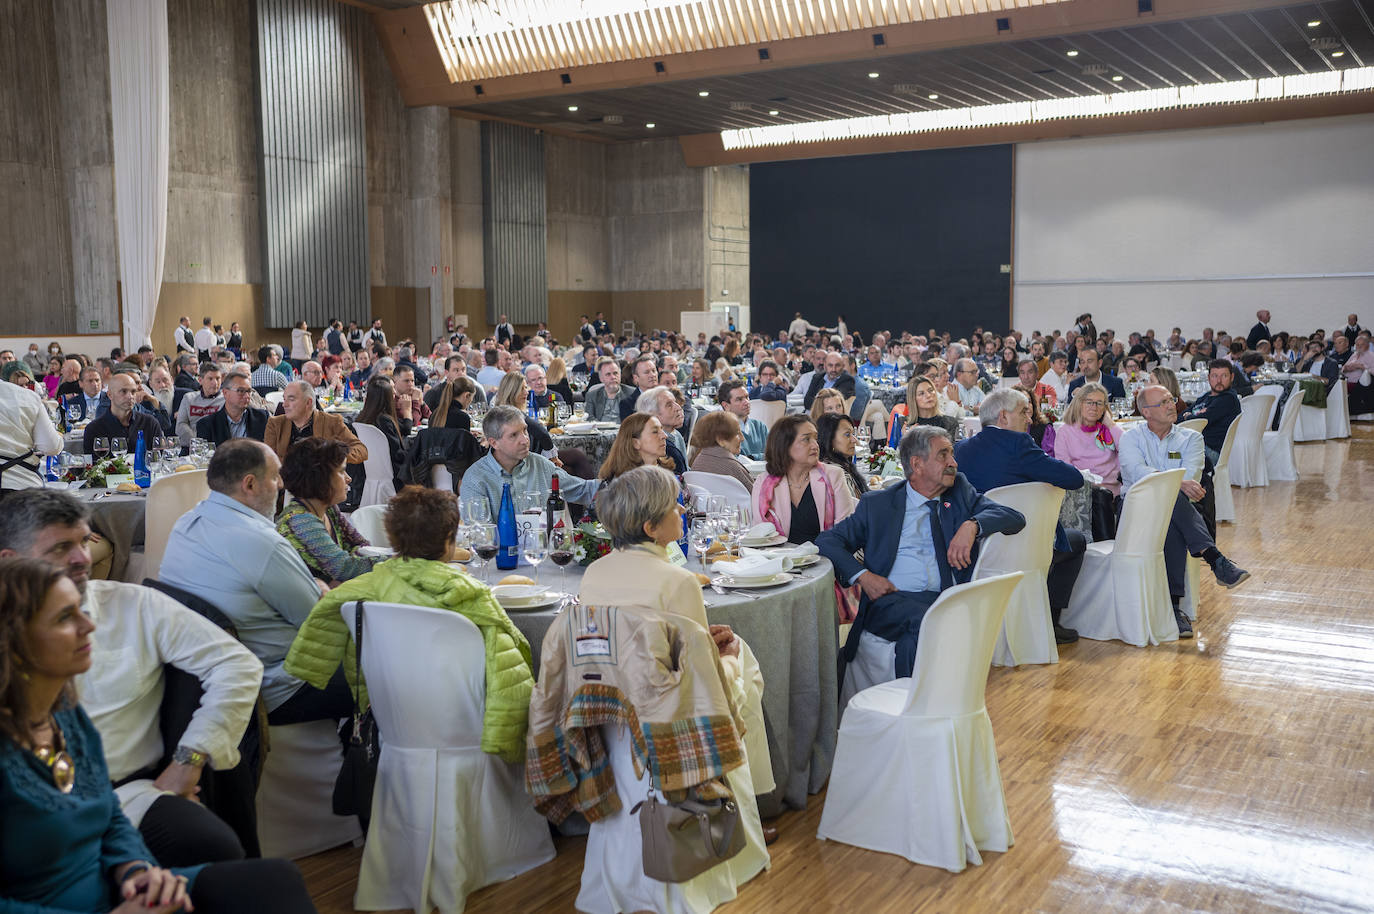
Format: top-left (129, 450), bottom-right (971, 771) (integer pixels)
top-left (631, 788), bottom-right (746, 883)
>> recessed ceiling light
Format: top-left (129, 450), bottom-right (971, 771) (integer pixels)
top-left (645, 122), bottom-right (655, 128)
top-left (1112, 75), bottom-right (1124, 82)
top-left (928, 93), bottom-right (939, 100)
top-left (868, 72), bottom-right (880, 78)
top-left (1066, 49), bottom-right (1079, 57)
top-left (567, 105), bottom-right (579, 111)
top-left (768, 109), bottom-right (779, 115)
top-left (1332, 50), bottom-right (1345, 57)
top-left (698, 90), bottom-right (710, 97)
top-left (1307, 19), bottom-right (1321, 27)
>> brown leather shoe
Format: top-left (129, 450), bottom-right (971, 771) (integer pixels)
top-left (762, 824), bottom-right (779, 846)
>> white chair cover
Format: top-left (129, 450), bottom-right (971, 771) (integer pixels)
top-left (1177, 418), bottom-right (1207, 434)
top-left (685, 483), bottom-right (711, 506)
top-left (1227, 394), bottom-right (1274, 488)
top-left (1212, 416), bottom-right (1241, 524)
top-left (1253, 384), bottom-right (1285, 428)
top-left (256, 720), bottom-right (363, 859)
top-left (354, 423), bottom-right (397, 507)
top-left (1294, 401), bottom-right (1327, 442)
top-left (818, 573), bottom-right (1023, 872)
top-left (750, 399), bottom-right (786, 431)
top-left (1262, 390), bottom-right (1303, 482)
top-left (146, 469), bottom-right (209, 577)
top-left (1061, 469), bottom-right (1184, 647)
top-left (682, 471), bottom-right (751, 512)
top-left (978, 483), bottom-right (1065, 667)
top-left (1325, 380), bottom-right (1351, 439)
top-left (349, 504), bottom-right (390, 548)
top-left (432, 464), bottom-right (455, 492)
top-left (341, 602), bottom-right (554, 914)
top-left (577, 724), bottom-right (769, 914)
top-left (265, 390), bottom-right (284, 411)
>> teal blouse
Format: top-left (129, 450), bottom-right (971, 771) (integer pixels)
top-left (0, 705), bottom-right (202, 913)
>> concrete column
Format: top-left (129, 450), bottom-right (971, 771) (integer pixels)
top-left (407, 105), bottom-right (452, 343)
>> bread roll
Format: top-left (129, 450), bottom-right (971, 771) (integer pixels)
top-left (706, 541), bottom-right (727, 555)
top-left (115, 482), bottom-right (141, 494)
top-left (710, 554), bottom-right (739, 564)
top-left (174, 464), bottom-right (196, 473)
top-left (498, 574), bottom-right (536, 586)
top-left (451, 546), bottom-right (472, 562)
top-left (694, 572), bottom-right (712, 586)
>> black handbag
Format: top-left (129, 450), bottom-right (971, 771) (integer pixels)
top-left (332, 601), bottom-right (380, 831)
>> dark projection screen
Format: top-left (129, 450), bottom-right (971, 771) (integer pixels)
top-left (749, 145), bottom-right (1013, 340)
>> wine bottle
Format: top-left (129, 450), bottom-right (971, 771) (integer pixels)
top-left (546, 392), bottom-right (558, 427)
top-left (496, 483), bottom-right (519, 570)
top-left (546, 474), bottom-right (566, 534)
top-left (676, 489), bottom-right (689, 555)
top-left (133, 430), bottom-right (150, 489)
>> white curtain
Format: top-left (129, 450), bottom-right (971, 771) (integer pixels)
top-left (107, 0), bottom-right (169, 351)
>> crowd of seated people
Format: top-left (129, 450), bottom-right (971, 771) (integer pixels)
top-left (8, 302), bottom-right (1370, 912)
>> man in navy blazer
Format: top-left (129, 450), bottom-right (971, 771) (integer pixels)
top-left (954, 389), bottom-right (1088, 644)
top-left (817, 425), bottom-right (1024, 700)
top-left (1066, 348), bottom-right (1125, 400)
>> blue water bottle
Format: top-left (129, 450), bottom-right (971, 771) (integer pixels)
top-left (496, 483), bottom-right (519, 570)
top-left (888, 416), bottom-right (902, 449)
top-left (527, 390), bottom-right (538, 420)
top-left (343, 379), bottom-right (352, 402)
top-left (133, 430), bottom-right (150, 489)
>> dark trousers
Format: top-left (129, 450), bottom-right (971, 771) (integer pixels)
top-left (1162, 492), bottom-right (1215, 599)
top-left (140, 794), bottom-right (244, 867)
top-left (1048, 529), bottom-right (1088, 620)
top-left (844, 589), bottom-right (942, 680)
top-left (191, 858), bottom-right (317, 914)
top-left (266, 666), bottom-right (353, 726)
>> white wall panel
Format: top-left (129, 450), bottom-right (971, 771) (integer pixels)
top-left (1013, 114), bottom-right (1374, 339)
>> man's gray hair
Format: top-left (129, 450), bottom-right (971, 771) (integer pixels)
top-left (946, 343), bottom-right (968, 361)
top-left (979, 387), bottom-right (1029, 425)
top-left (0, 489), bottom-right (90, 553)
top-left (373, 357), bottom-right (396, 373)
top-left (897, 424), bottom-right (951, 475)
top-left (223, 368), bottom-right (251, 386)
top-left (175, 353), bottom-right (196, 370)
top-left (597, 465), bottom-right (680, 550)
top-left (482, 404), bottom-right (526, 440)
top-left (635, 385), bottom-right (674, 417)
top-left (285, 379), bottom-right (313, 400)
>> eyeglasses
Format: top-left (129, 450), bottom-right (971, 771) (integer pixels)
top-left (1143, 396), bottom-right (1176, 408)
top-left (1082, 399), bottom-right (1106, 408)
top-left (223, 386), bottom-right (252, 394)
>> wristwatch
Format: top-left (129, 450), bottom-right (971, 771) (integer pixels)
top-left (172, 746), bottom-right (210, 768)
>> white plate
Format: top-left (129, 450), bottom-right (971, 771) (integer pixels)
top-left (712, 572), bottom-right (792, 589)
top-left (780, 553), bottom-right (820, 568)
top-left (357, 545), bottom-right (394, 559)
top-left (593, 421), bottom-right (620, 430)
top-left (738, 533), bottom-right (787, 548)
top-left (494, 591), bottom-right (564, 612)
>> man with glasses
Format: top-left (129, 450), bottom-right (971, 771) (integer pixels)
top-left (1120, 385), bottom-right (1249, 638)
top-left (946, 358), bottom-right (986, 413)
top-left (748, 359), bottom-right (789, 401)
top-left (197, 369), bottom-right (268, 445)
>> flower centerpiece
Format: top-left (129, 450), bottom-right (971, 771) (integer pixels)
top-left (572, 520), bottom-right (612, 566)
top-left (68, 454), bottom-right (133, 488)
top-left (862, 446), bottom-right (900, 478)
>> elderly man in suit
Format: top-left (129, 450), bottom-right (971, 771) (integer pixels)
top-left (1246, 309), bottom-right (1272, 351)
top-left (802, 350), bottom-right (857, 410)
top-left (817, 425), bottom-right (1025, 703)
top-left (263, 381), bottom-right (367, 464)
top-left (954, 388), bottom-right (1087, 644)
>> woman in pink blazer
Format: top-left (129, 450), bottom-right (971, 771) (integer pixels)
top-left (750, 415), bottom-right (858, 545)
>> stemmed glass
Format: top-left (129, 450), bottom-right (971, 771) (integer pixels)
top-left (548, 528), bottom-right (574, 592)
top-left (469, 524), bottom-right (497, 584)
top-left (463, 497), bottom-right (491, 527)
top-left (854, 424), bottom-right (871, 453)
top-left (92, 437), bottom-right (110, 464)
top-left (66, 402), bottom-right (82, 426)
top-left (521, 530), bottom-right (548, 585)
top-left (689, 515), bottom-right (716, 573)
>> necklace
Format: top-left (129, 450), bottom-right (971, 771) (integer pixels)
top-left (31, 717), bottom-right (76, 795)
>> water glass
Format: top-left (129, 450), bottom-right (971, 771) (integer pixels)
top-left (521, 530), bottom-right (548, 583)
top-left (689, 516), bottom-right (716, 572)
top-left (462, 497), bottom-right (491, 526)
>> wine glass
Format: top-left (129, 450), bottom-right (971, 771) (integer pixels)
top-left (92, 437), bottom-right (110, 463)
top-left (463, 497), bottom-right (491, 526)
top-left (854, 423), bottom-right (871, 453)
top-left (689, 515), bottom-right (716, 573)
top-left (521, 529), bottom-right (548, 585)
top-left (110, 437), bottom-right (128, 458)
top-left (65, 402), bottom-right (82, 426)
top-left (549, 528), bottom-right (574, 592)
top-left (470, 524), bottom-right (497, 584)
top-left (161, 437), bottom-right (180, 470)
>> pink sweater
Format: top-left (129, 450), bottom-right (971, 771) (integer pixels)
top-left (1051, 424), bottom-right (1122, 495)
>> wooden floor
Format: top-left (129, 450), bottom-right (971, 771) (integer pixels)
top-left (299, 424), bottom-right (1374, 914)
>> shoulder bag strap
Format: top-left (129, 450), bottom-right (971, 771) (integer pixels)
top-left (351, 601), bottom-right (366, 739)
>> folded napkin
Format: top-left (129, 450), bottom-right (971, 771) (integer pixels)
top-left (1081, 469), bottom-right (1104, 486)
top-left (563, 422), bottom-right (595, 433)
top-left (740, 522), bottom-right (778, 541)
top-left (723, 553), bottom-right (792, 579)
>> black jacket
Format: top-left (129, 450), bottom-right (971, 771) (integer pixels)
top-left (196, 406), bottom-right (270, 445)
top-left (803, 372), bottom-right (857, 409)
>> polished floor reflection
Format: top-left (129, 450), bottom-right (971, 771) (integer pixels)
top-left (300, 425), bottom-right (1374, 914)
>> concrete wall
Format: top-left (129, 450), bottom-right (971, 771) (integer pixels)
top-left (705, 162), bottom-right (750, 320)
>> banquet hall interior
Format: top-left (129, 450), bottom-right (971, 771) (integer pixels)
top-left (2, 0), bottom-right (1373, 912)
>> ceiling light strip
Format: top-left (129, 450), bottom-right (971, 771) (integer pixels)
top-left (719, 67), bottom-right (1374, 149)
top-left (424, 0), bottom-right (1064, 83)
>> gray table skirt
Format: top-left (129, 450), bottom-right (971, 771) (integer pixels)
top-left (503, 558), bottom-right (839, 815)
top-left (71, 487), bottom-right (147, 581)
top-left (1059, 484), bottom-right (1092, 538)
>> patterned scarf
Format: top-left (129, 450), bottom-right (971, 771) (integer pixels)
top-left (1082, 422), bottom-right (1115, 450)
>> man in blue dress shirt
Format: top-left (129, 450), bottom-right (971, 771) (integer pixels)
top-left (818, 425), bottom-right (1025, 702)
top-left (1119, 386), bottom-right (1250, 637)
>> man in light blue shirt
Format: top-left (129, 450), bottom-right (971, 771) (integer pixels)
top-left (464, 406), bottom-right (601, 523)
top-left (160, 439), bottom-right (346, 724)
top-left (1118, 385), bottom-right (1249, 637)
top-left (718, 380), bottom-right (768, 460)
top-left (857, 346), bottom-right (892, 384)
top-left (949, 359), bottom-right (986, 412)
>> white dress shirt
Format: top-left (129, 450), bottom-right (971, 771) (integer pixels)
top-left (77, 580), bottom-right (262, 824)
top-left (194, 327), bottom-right (216, 353)
top-left (0, 382), bottom-right (62, 491)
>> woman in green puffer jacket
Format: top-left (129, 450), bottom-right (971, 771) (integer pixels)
top-left (283, 486), bottom-right (533, 762)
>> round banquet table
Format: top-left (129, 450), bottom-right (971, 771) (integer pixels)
top-left (496, 555), bottom-right (839, 816)
top-left (65, 484), bottom-right (147, 582)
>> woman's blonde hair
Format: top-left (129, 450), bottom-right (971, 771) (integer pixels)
top-left (599, 413), bottom-right (672, 481)
top-left (1061, 381), bottom-right (1114, 427)
top-left (809, 388), bottom-right (844, 422)
top-left (546, 357), bottom-right (568, 385)
top-left (493, 371), bottom-right (527, 408)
